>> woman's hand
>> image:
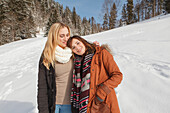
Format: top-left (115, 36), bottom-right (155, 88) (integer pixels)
top-left (91, 96), bottom-right (111, 113)
top-left (93, 41), bottom-right (100, 46)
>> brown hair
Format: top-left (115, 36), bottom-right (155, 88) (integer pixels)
top-left (67, 35), bottom-right (96, 55)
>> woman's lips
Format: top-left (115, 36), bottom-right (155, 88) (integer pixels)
top-left (63, 42), bottom-right (67, 45)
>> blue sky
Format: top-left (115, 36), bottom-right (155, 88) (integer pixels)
top-left (55, 0), bottom-right (104, 24)
top-left (55, 0), bottom-right (126, 24)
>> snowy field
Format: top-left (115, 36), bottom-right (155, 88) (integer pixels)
top-left (0, 14), bottom-right (170, 113)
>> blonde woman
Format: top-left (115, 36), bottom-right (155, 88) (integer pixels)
top-left (37, 22), bottom-right (73, 113)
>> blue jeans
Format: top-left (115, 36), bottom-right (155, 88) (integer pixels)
top-left (55, 104), bottom-right (72, 113)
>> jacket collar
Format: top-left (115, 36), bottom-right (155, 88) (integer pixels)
top-left (95, 46), bottom-right (104, 54)
top-left (94, 46), bottom-right (104, 65)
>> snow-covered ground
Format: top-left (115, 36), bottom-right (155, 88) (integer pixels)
top-left (0, 14), bottom-right (170, 113)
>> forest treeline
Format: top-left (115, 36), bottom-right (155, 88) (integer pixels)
top-left (0, 0), bottom-right (169, 45)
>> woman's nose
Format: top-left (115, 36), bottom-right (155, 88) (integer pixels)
top-left (76, 46), bottom-right (80, 51)
top-left (64, 36), bottom-right (69, 41)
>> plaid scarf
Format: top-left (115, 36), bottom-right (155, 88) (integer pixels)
top-left (71, 53), bottom-right (94, 113)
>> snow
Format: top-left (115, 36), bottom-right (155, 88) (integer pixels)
top-left (0, 14), bottom-right (170, 113)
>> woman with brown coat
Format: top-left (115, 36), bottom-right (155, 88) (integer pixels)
top-left (67, 35), bottom-right (123, 113)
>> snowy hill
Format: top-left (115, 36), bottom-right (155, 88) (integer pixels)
top-left (0, 14), bottom-right (170, 113)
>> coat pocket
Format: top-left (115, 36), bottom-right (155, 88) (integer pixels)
top-left (90, 99), bottom-right (110, 113)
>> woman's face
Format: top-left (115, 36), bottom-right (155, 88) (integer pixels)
top-left (58, 27), bottom-right (70, 48)
top-left (71, 38), bottom-right (86, 56)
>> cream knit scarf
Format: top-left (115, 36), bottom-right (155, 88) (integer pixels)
top-left (55, 45), bottom-right (72, 63)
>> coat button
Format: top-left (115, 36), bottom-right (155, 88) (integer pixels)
top-left (92, 69), bottom-right (94, 71)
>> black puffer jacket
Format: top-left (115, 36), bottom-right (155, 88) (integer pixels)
top-left (37, 56), bottom-right (56, 113)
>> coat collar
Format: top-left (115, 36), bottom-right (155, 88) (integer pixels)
top-left (94, 46), bottom-right (104, 65)
top-left (95, 46), bottom-right (104, 54)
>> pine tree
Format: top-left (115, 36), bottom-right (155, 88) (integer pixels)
top-left (45, 8), bottom-right (58, 36)
top-left (127, 0), bottom-right (134, 24)
top-left (153, 0), bottom-right (156, 16)
top-left (90, 17), bottom-right (96, 34)
top-left (140, 0), bottom-right (145, 20)
top-left (72, 7), bottom-right (77, 29)
top-left (82, 17), bottom-right (88, 35)
top-left (147, 1), bottom-right (153, 19)
top-left (56, 2), bottom-right (62, 22)
top-left (40, 0), bottom-right (53, 14)
top-left (109, 2), bottom-right (117, 29)
top-left (133, 13), bottom-right (138, 23)
top-left (93, 24), bottom-right (97, 34)
top-left (102, 13), bottom-right (109, 30)
top-left (121, 4), bottom-right (127, 24)
top-left (0, 0), bottom-right (13, 45)
top-left (76, 15), bottom-right (82, 35)
top-left (0, 0), bottom-right (6, 24)
top-left (0, 0), bottom-right (37, 45)
top-left (60, 4), bottom-right (64, 17)
top-left (87, 18), bottom-right (91, 35)
top-left (97, 23), bottom-right (102, 32)
top-left (118, 19), bottom-right (123, 27)
top-left (157, 0), bottom-right (164, 15)
top-left (63, 6), bottom-right (73, 29)
top-left (134, 1), bottom-right (140, 22)
top-left (82, 17), bottom-right (91, 35)
top-left (147, 0), bottom-right (156, 17)
top-left (164, 0), bottom-right (170, 13)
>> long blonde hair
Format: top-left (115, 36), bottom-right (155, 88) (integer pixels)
top-left (43, 22), bottom-right (71, 70)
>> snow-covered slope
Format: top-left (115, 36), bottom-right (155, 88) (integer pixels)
top-left (0, 14), bottom-right (170, 113)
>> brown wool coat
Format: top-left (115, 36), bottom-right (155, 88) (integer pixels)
top-left (87, 46), bottom-right (123, 113)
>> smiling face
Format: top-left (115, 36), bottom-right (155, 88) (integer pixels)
top-left (58, 27), bottom-right (70, 48)
top-left (71, 38), bottom-right (86, 55)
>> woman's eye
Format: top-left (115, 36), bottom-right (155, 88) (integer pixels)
top-left (66, 34), bottom-right (69, 37)
top-left (60, 35), bottom-right (64, 38)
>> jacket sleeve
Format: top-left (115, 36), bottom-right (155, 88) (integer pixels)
top-left (96, 49), bottom-right (123, 101)
top-left (37, 57), bottom-right (49, 113)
